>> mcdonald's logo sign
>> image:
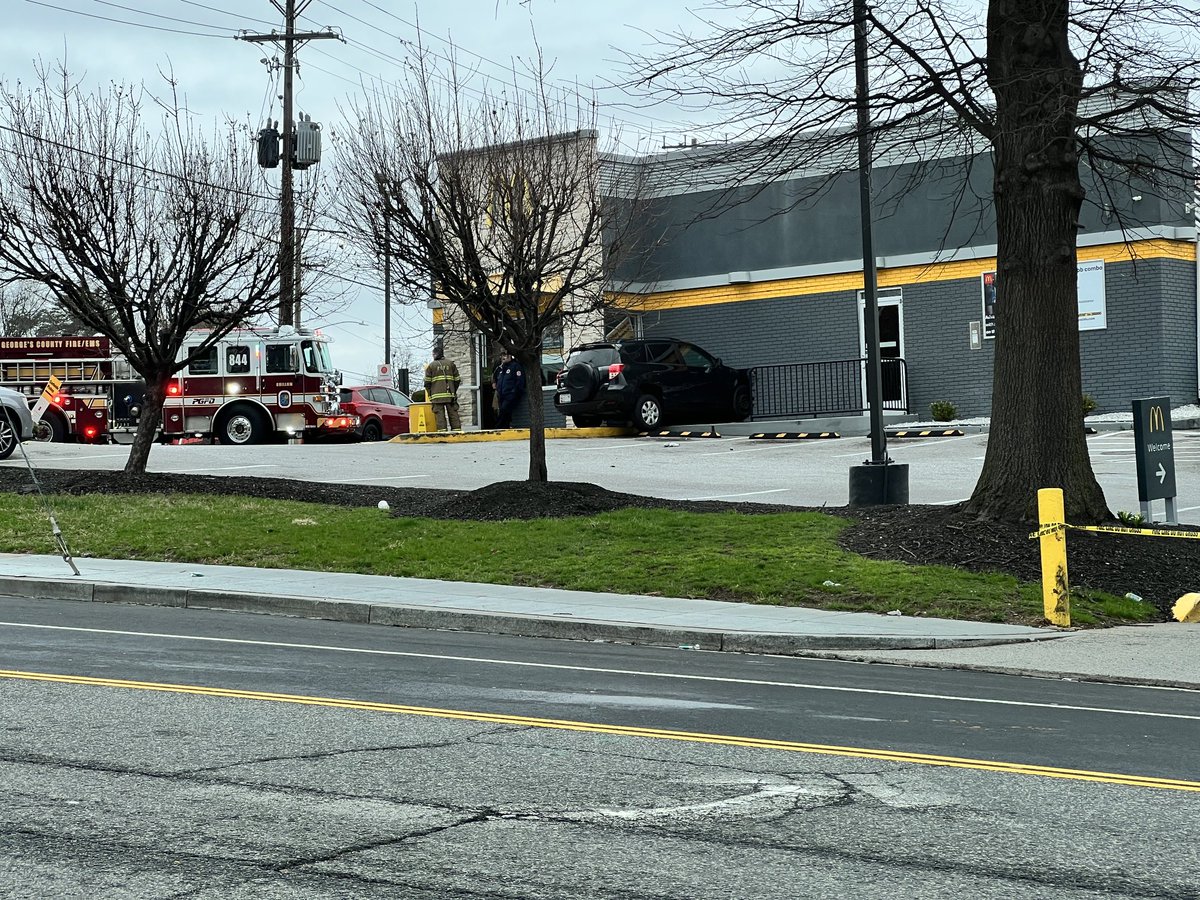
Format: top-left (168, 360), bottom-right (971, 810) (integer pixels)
top-left (1149, 404), bottom-right (1166, 433)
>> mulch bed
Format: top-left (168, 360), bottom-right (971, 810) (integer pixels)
top-left (1, 467), bottom-right (1195, 621)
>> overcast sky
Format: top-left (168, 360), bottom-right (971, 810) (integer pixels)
top-left (3, 0), bottom-right (699, 384)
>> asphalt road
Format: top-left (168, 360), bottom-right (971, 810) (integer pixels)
top-left (5, 428), bottom-right (1199, 523)
top-left (3, 598), bottom-right (1198, 899)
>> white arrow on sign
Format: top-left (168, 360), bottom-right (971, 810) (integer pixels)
top-left (1157, 462), bottom-right (1167, 484)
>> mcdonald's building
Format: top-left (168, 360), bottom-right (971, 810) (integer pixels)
top-left (437, 129), bottom-right (1197, 429)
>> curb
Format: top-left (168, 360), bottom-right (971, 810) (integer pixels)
top-left (0, 575), bottom-right (1056, 654)
top-left (390, 426), bottom-right (635, 444)
top-left (796, 651), bottom-right (1200, 691)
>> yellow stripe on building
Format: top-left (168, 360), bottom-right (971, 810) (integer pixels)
top-left (625, 238), bottom-right (1195, 312)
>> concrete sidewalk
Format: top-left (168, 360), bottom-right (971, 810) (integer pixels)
top-left (1, 553), bottom-right (1197, 689)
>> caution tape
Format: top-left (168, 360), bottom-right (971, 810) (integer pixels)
top-left (1029, 523), bottom-right (1200, 540)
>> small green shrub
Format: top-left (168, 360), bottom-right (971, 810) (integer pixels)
top-left (929, 399), bottom-right (958, 422)
top-left (1081, 393), bottom-right (1098, 416)
top-left (1117, 510), bottom-right (1148, 526)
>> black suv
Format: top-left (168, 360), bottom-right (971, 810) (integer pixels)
top-left (554, 339), bottom-right (753, 429)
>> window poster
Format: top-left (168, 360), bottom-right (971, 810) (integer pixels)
top-left (1076, 259), bottom-right (1107, 331)
top-left (981, 260), bottom-right (1107, 339)
top-left (981, 271), bottom-right (997, 339)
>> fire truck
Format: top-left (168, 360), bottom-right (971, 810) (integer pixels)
top-left (0, 326), bottom-right (358, 445)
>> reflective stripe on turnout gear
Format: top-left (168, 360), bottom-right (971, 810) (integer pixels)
top-left (424, 359), bottom-right (460, 403)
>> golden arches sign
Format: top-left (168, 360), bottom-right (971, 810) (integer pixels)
top-left (1149, 404), bottom-right (1166, 433)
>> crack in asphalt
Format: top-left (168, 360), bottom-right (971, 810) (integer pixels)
top-left (178, 736), bottom-right (483, 776)
top-left (0, 827), bottom-right (620, 900)
top-left (272, 809), bottom-right (495, 871)
top-left (1, 806), bottom-right (1193, 899)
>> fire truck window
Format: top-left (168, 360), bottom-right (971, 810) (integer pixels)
top-left (302, 340), bottom-right (334, 373)
top-left (266, 344), bottom-right (298, 373)
top-left (187, 347), bottom-right (219, 375)
top-left (226, 345), bottom-right (251, 374)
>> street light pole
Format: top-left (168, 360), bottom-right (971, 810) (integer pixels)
top-left (848, 0), bottom-right (909, 507)
top-left (856, 0), bottom-right (885, 467)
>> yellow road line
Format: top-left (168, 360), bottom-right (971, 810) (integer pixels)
top-left (4, 669), bottom-right (1198, 793)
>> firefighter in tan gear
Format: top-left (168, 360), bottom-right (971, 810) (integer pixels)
top-left (423, 344), bottom-right (462, 431)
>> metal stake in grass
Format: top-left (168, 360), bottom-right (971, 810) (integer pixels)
top-left (15, 441), bottom-right (80, 576)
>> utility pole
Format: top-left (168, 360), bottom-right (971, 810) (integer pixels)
top-left (847, 0), bottom-right (908, 507)
top-left (238, 1), bottom-right (339, 328)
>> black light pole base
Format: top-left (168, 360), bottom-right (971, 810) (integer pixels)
top-left (848, 460), bottom-right (910, 507)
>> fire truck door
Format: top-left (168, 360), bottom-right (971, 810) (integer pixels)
top-left (223, 344), bottom-right (257, 398)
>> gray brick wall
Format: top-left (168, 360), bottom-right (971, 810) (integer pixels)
top-left (627, 257), bottom-right (1198, 419)
top-left (640, 288), bottom-right (861, 369)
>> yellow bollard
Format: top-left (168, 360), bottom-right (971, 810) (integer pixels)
top-left (1037, 488), bottom-right (1071, 627)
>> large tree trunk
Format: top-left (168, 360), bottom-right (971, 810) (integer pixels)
top-left (124, 378), bottom-right (165, 475)
top-left (519, 349), bottom-right (549, 482)
top-left (964, 0), bottom-right (1110, 524)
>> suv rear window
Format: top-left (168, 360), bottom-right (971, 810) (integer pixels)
top-left (565, 346), bottom-right (620, 367)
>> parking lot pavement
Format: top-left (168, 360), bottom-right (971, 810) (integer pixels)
top-left (3, 429), bottom-right (1198, 524)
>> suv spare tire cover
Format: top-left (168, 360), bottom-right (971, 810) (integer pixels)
top-left (565, 363), bottom-right (600, 401)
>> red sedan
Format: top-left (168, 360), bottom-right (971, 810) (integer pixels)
top-left (338, 386), bottom-right (411, 440)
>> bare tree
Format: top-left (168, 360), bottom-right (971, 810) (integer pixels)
top-left (0, 64), bottom-right (281, 474)
top-left (331, 46), bottom-right (648, 481)
top-left (0, 284), bottom-right (87, 336)
top-left (628, 0), bottom-right (1200, 522)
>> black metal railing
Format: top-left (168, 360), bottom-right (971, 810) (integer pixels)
top-left (748, 358), bottom-right (907, 420)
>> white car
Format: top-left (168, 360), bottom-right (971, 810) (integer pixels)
top-left (0, 385), bottom-right (34, 461)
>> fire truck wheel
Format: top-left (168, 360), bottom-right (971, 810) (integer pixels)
top-left (216, 407), bottom-right (268, 446)
top-left (33, 412), bottom-right (66, 443)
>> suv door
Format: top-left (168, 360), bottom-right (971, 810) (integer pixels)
top-left (677, 342), bottom-right (733, 418)
top-left (363, 386), bottom-right (402, 436)
top-left (643, 341), bottom-right (694, 421)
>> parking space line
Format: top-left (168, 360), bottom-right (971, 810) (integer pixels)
top-left (172, 465), bottom-right (277, 472)
top-left (686, 488), bottom-right (790, 500)
top-left (15, 453), bottom-right (128, 462)
top-left (344, 474), bottom-right (431, 481)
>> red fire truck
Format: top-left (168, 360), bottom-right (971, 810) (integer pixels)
top-left (0, 326), bottom-right (358, 445)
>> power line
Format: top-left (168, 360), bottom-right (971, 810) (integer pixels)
top-left (174, 0), bottom-right (277, 28)
top-left (0, 122), bottom-right (278, 204)
top-left (24, 0), bottom-right (231, 37)
top-left (86, 0), bottom-right (246, 32)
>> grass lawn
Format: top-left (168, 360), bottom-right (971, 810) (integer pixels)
top-left (0, 493), bottom-right (1151, 626)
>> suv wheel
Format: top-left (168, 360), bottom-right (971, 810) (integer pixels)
top-left (732, 386), bottom-right (753, 421)
top-left (565, 363), bottom-right (600, 401)
top-left (633, 394), bottom-right (663, 430)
